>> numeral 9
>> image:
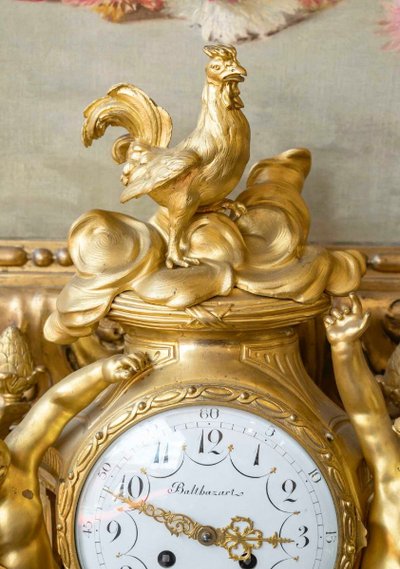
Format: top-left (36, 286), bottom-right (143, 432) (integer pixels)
top-left (107, 520), bottom-right (122, 542)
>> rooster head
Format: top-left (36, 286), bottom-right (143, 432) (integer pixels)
top-left (204, 44), bottom-right (247, 84)
top-left (204, 45), bottom-right (247, 84)
top-left (203, 44), bottom-right (247, 110)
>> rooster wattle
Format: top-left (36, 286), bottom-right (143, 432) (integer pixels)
top-left (82, 44), bottom-right (250, 268)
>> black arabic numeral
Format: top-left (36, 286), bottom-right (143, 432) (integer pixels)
top-left (282, 479), bottom-right (297, 502)
top-left (128, 474), bottom-right (144, 499)
top-left (199, 429), bottom-right (223, 454)
top-left (115, 475), bottom-right (126, 501)
top-left (154, 441), bottom-right (169, 464)
top-left (107, 520), bottom-right (122, 542)
top-left (296, 526), bottom-right (310, 548)
top-left (116, 474), bottom-right (144, 500)
top-left (199, 430), bottom-right (205, 454)
top-left (253, 444), bottom-right (261, 466)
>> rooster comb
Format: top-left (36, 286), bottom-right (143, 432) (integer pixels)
top-left (203, 44), bottom-right (237, 61)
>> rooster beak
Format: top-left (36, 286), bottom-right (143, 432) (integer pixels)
top-left (222, 62), bottom-right (247, 82)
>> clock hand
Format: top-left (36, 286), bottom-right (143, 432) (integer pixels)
top-left (218, 516), bottom-right (293, 561)
top-left (106, 489), bottom-right (205, 541)
top-left (105, 489), bottom-right (293, 562)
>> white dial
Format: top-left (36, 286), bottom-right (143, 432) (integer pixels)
top-left (75, 406), bottom-right (339, 569)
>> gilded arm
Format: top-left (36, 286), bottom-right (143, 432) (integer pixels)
top-left (5, 353), bottom-right (148, 470)
top-left (325, 294), bottom-right (399, 478)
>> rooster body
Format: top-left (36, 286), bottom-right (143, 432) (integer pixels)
top-left (82, 45), bottom-right (250, 267)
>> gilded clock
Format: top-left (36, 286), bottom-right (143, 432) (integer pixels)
top-left (56, 292), bottom-right (368, 569)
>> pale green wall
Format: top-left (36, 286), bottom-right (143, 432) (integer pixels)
top-left (0, 0), bottom-right (399, 242)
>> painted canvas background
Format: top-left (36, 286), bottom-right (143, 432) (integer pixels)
top-left (0, 0), bottom-right (399, 243)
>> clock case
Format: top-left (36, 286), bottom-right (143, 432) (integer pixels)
top-left (55, 289), bottom-right (369, 569)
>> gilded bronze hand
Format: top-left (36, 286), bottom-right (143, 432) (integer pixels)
top-left (215, 516), bottom-right (293, 561)
top-left (324, 293), bottom-right (370, 346)
top-left (106, 490), bottom-right (293, 561)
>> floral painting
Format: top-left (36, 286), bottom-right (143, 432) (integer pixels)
top-left (19, 0), bottom-right (400, 51)
top-left (19, 0), bottom-right (342, 42)
top-left (379, 0), bottom-right (400, 51)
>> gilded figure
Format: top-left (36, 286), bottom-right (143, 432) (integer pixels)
top-left (0, 353), bottom-right (148, 569)
top-left (325, 294), bottom-right (400, 569)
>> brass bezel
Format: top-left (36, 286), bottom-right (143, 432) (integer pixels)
top-left (57, 382), bottom-right (358, 569)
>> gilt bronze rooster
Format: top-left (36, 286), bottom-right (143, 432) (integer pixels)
top-left (82, 44), bottom-right (250, 268)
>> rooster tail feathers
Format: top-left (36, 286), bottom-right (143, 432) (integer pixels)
top-left (82, 83), bottom-right (173, 164)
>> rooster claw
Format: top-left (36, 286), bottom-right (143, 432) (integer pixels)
top-left (199, 200), bottom-right (247, 220)
top-left (221, 200), bottom-right (247, 220)
top-left (166, 254), bottom-right (201, 269)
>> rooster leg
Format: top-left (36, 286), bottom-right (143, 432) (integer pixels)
top-left (166, 186), bottom-right (201, 269)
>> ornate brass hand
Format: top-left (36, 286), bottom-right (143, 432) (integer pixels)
top-left (216, 516), bottom-right (293, 561)
top-left (107, 491), bottom-right (293, 561)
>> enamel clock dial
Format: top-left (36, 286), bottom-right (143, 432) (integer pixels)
top-left (75, 406), bottom-right (339, 569)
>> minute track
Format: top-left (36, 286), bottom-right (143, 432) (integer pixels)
top-left (74, 406), bottom-right (339, 569)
